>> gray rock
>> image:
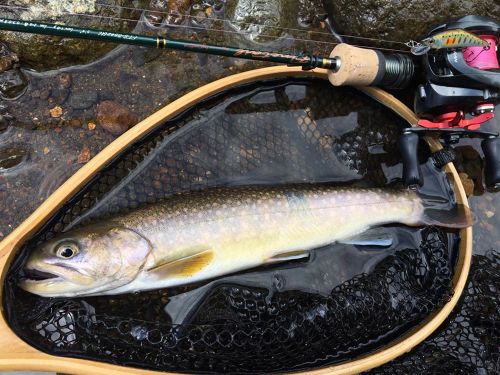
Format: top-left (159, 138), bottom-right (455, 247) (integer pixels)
top-left (0, 69), bottom-right (28, 98)
top-left (324, 0), bottom-right (500, 45)
top-left (0, 0), bottom-right (150, 71)
top-left (225, 0), bottom-right (288, 43)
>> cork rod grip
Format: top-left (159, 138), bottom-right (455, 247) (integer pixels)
top-left (327, 43), bottom-right (381, 86)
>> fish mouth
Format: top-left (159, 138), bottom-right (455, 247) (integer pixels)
top-left (23, 268), bottom-right (60, 282)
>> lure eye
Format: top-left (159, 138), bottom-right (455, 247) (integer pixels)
top-left (55, 243), bottom-right (79, 259)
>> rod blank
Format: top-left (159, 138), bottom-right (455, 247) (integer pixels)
top-left (0, 18), bottom-right (338, 70)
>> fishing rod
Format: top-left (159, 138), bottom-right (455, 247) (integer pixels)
top-left (0, 18), bottom-right (415, 89)
top-left (0, 16), bottom-right (499, 188)
top-left (0, 18), bottom-right (338, 70)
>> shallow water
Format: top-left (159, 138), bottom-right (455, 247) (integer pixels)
top-left (0, 1), bottom-right (496, 253)
top-left (0, 0), bottom-right (336, 240)
top-left (4, 78), bottom-right (460, 372)
top-left (0, 0), bottom-right (498, 372)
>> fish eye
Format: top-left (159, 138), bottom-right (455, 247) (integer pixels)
top-left (55, 242), bottom-right (79, 259)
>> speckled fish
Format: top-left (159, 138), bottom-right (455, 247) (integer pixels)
top-left (411, 29), bottom-right (489, 55)
top-left (19, 185), bottom-right (472, 297)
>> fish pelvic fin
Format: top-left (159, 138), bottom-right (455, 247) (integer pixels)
top-left (266, 250), bottom-right (310, 263)
top-left (147, 249), bottom-right (214, 278)
top-left (420, 204), bottom-right (475, 228)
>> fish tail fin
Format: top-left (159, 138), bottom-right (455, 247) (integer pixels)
top-left (421, 204), bottom-right (475, 228)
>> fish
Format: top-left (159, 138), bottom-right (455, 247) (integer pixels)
top-left (19, 185), bottom-right (473, 297)
top-left (410, 29), bottom-right (490, 55)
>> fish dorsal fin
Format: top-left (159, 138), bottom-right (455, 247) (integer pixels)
top-left (266, 250), bottom-right (310, 264)
top-left (147, 249), bottom-right (214, 279)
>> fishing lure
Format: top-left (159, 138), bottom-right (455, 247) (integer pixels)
top-left (407, 29), bottom-right (490, 55)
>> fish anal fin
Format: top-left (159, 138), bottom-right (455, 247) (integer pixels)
top-left (338, 227), bottom-right (393, 247)
top-left (266, 250), bottom-right (310, 264)
top-left (147, 249), bottom-right (214, 279)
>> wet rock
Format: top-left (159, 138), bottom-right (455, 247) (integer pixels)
top-left (297, 0), bottom-right (326, 28)
top-left (0, 0), bottom-right (150, 71)
top-left (69, 119), bottom-right (82, 128)
top-left (68, 91), bottom-right (98, 110)
top-left (189, 8), bottom-right (216, 30)
top-left (96, 100), bottom-right (138, 135)
top-left (49, 106), bottom-right (63, 118)
top-left (57, 73), bottom-right (72, 90)
top-left (485, 209), bottom-right (495, 218)
top-left (0, 69), bottom-right (28, 99)
top-left (458, 172), bottom-right (474, 197)
top-left (48, 73), bottom-right (72, 105)
top-left (225, 0), bottom-right (287, 43)
top-left (324, 0), bottom-right (500, 44)
top-left (165, 0), bottom-right (192, 25)
top-left (145, 0), bottom-right (168, 26)
top-left (0, 145), bottom-right (29, 170)
top-left (0, 43), bottom-right (19, 73)
top-left (77, 145), bottom-right (92, 163)
top-left (0, 105), bottom-right (14, 132)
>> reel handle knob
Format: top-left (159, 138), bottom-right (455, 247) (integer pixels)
top-left (481, 137), bottom-right (500, 189)
top-left (399, 131), bottom-right (423, 188)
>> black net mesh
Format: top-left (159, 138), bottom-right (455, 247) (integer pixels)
top-left (3, 78), bottom-right (496, 373)
top-left (368, 250), bottom-right (499, 375)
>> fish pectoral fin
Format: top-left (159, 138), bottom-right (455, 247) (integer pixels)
top-left (146, 249), bottom-right (214, 279)
top-left (338, 228), bottom-right (393, 247)
top-left (266, 250), bottom-right (310, 264)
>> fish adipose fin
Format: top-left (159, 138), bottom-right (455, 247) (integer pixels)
top-left (338, 227), bottom-right (393, 247)
top-left (267, 250), bottom-right (310, 263)
top-left (147, 249), bottom-right (214, 278)
top-left (421, 204), bottom-right (475, 228)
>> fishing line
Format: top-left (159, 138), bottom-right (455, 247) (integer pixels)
top-left (0, 4), bottom-right (337, 47)
top-left (93, 0), bottom-right (410, 46)
top-left (1, 4), bottom-right (499, 77)
top-left (0, 4), bottom-right (415, 54)
top-left (0, 2), bottom-right (412, 53)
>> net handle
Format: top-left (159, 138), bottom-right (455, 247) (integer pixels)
top-left (0, 66), bottom-right (472, 375)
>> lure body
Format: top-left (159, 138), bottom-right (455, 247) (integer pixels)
top-left (411, 29), bottom-right (489, 55)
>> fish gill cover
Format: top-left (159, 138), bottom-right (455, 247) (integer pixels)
top-left (3, 78), bottom-right (493, 373)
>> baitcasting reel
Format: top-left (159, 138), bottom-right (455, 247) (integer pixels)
top-left (415, 15), bottom-right (500, 128)
top-left (400, 15), bottom-right (500, 189)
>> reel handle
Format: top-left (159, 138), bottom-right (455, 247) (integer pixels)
top-left (481, 137), bottom-right (500, 189)
top-left (399, 131), bottom-right (423, 188)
